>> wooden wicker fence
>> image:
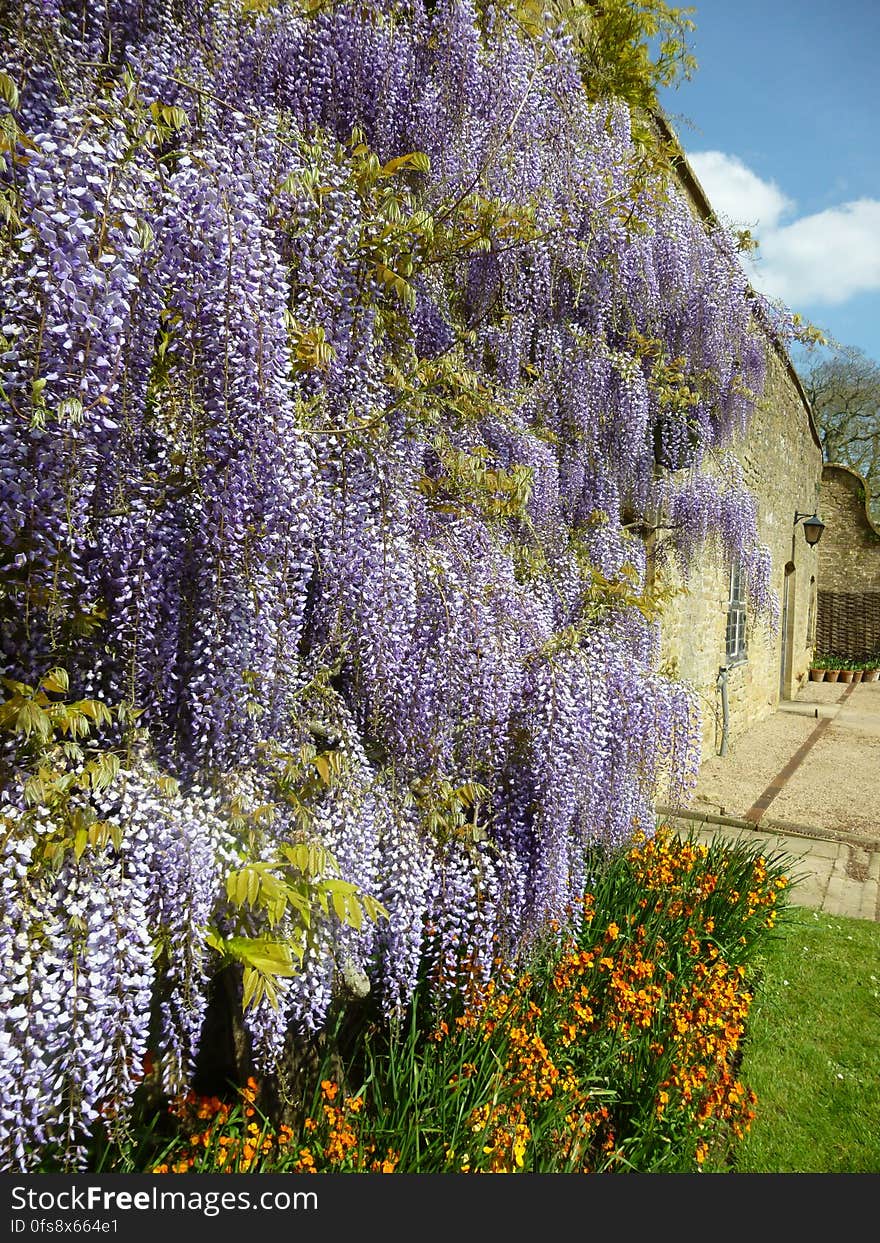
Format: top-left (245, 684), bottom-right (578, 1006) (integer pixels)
top-left (816, 591), bottom-right (880, 661)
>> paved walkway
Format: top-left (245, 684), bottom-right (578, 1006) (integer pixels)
top-left (659, 678), bottom-right (880, 923)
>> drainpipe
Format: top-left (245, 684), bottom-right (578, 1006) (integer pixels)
top-left (717, 665), bottom-right (730, 757)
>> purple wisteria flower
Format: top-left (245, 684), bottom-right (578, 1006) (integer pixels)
top-left (0, 0), bottom-right (792, 1168)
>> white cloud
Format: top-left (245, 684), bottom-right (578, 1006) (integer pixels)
top-left (685, 150), bottom-right (880, 309)
top-left (758, 200), bottom-right (880, 305)
top-left (688, 150), bottom-right (793, 232)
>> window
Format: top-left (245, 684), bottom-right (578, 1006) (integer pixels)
top-left (726, 561), bottom-right (747, 663)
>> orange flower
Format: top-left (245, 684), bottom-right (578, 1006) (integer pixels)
top-left (292, 1148), bottom-right (316, 1173)
top-left (371, 1149), bottom-right (399, 1174)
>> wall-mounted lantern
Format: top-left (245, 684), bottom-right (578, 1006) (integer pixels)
top-left (794, 511), bottom-right (825, 547)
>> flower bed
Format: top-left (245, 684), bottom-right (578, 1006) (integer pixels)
top-left (93, 829), bottom-right (793, 1176)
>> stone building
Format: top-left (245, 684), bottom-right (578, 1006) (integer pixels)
top-left (654, 123), bottom-right (825, 759)
top-left (816, 463), bottom-right (880, 661)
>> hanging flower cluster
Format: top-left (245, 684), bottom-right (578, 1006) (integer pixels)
top-left (0, 0), bottom-right (790, 1168)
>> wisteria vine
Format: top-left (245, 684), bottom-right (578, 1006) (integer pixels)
top-left (0, 0), bottom-right (790, 1168)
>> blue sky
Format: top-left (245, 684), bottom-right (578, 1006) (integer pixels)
top-left (657, 0), bottom-right (880, 381)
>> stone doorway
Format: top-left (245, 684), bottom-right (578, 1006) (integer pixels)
top-left (779, 562), bottom-right (796, 699)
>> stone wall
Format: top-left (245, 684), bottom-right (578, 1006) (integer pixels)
top-left (816, 465), bottom-right (880, 660)
top-left (818, 465), bottom-right (880, 592)
top-left (656, 347), bottom-right (824, 757)
top-left (653, 128), bottom-right (825, 760)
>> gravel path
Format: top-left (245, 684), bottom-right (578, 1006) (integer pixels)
top-left (690, 679), bottom-right (880, 842)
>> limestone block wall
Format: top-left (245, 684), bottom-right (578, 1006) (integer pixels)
top-left (816, 465), bottom-right (880, 660)
top-left (641, 124), bottom-right (825, 760)
top-left (657, 347), bottom-right (824, 758)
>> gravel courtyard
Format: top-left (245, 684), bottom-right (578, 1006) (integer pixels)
top-left (689, 678), bottom-right (880, 844)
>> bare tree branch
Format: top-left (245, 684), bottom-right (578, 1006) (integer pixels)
top-left (805, 344), bottom-right (880, 521)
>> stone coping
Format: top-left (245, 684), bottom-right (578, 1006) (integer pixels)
top-left (657, 802), bottom-right (880, 854)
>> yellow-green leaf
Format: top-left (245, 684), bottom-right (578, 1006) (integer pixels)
top-left (241, 965), bottom-right (263, 1011)
top-left (16, 700), bottom-right (51, 741)
top-left (0, 73), bottom-right (20, 111)
top-left (41, 668), bottom-right (69, 694)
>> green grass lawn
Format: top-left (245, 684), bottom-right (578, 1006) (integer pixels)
top-left (715, 906), bottom-right (880, 1173)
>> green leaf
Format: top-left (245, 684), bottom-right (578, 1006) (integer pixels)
top-left (205, 930), bottom-right (228, 955)
top-left (257, 870), bottom-right (287, 903)
top-left (41, 668), bottom-right (69, 694)
top-left (1, 678), bottom-right (31, 696)
top-left (265, 896), bottom-right (287, 927)
top-left (277, 171), bottom-right (300, 196)
top-left (157, 774), bottom-right (180, 799)
top-left (86, 752), bottom-right (120, 793)
top-left (285, 886), bottom-right (312, 922)
top-left (89, 820), bottom-right (120, 852)
top-left (17, 700), bottom-right (51, 741)
top-left (165, 106), bottom-right (188, 131)
top-left (338, 890), bottom-right (362, 929)
top-left (23, 774), bottom-right (46, 806)
top-left (0, 73), bottom-right (20, 111)
top-left (227, 937), bottom-right (296, 977)
top-left (227, 869), bottom-right (251, 908)
top-left (380, 151), bottom-right (431, 177)
top-left (57, 398), bottom-right (83, 424)
top-left (361, 894), bottom-right (390, 924)
top-left (241, 965), bottom-right (263, 1011)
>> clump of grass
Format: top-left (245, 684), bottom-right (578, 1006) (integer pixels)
top-left (89, 828), bottom-right (794, 1174)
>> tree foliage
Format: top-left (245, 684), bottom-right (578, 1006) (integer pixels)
top-left (805, 345), bottom-right (880, 520)
top-left (563, 0), bottom-right (697, 111)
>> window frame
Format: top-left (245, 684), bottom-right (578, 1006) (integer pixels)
top-left (725, 560), bottom-right (748, 665)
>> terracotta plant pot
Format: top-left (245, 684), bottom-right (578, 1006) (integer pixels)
top-left (863, 668), bottom-right (880, 682)
top-left (852, 669), bottom-right (863, 683)
top-left (839, 669), bottom-right (854, 683)
top-left (809, 668), bottom-right (826, 681)
top-left (825, 669), bottom-right (840, 682)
